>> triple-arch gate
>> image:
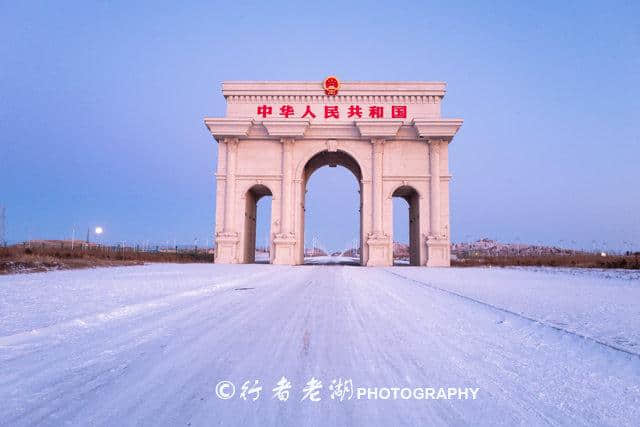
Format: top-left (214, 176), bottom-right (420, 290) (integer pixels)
top-left (204, 80), bottom-right (463, 266)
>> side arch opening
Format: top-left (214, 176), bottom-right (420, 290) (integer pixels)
top-left (244, 184), bottom-right (273, 263)
top-left (392, 185), bottom-right (420, 266)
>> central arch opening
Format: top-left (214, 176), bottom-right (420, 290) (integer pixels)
top-left (300, 150), bottom-right (363, 265)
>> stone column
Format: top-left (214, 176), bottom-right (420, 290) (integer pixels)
top-left (293, 178), bottom-right (304, 264)
top-left (428, 139), bottom-right (441, 237)
top-left (360, 178), bottom-right (371, 264)
top-left (217, 139), bottom-right (228, 176)
top-left (215, 137), bottom-right (240, 263)
top-left (224, 138), bottom-right (238, 233)
top-left (280, 138), bottom-right (294, 235)
top-left (426, 139), bottom-right (450, 266)
top-left (214, 140), bottom-right (227, 235)
top-left (366, 138), bottom-right (391, 266)
top-left (372, 138), bottom-right (384, 234)
top-left (272, 138), bottom-right (296, 264)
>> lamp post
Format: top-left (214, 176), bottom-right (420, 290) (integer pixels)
top-left (95, 227), bottom-right (103, 248)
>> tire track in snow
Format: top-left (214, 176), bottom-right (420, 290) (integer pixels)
top-left (3, 265), bottom-right (640, 425)
top-left (349, 267), bottom-right (636, 426)
top-left (0, 269), bottom-right (277, 348)
top-left (383, 269), bottom-right (640, 359)
top-left (72, 266), bottom-right (317, 426)
top-left (340, 266), bottom-right (548, 425)
top-left (0, 268), bottom-right (297, 421)
top-left (0, 267), bottom-right (307, 426)
top-left (352, 275), bottom-right (576, 425)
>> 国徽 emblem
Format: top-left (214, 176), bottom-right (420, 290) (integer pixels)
top-left (323, 76), bottom-right (340, 95)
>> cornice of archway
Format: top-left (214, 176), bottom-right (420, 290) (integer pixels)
top-left (413, 119), bottom-right (463, 142)
top-left (355, 119), bottom-right (403, 138)
top-left (221, 81), bottom-right (447, 98)
top-left (203, 117), bottom-right (254, 142)
top-left (262, 119), bottom-right (310, 138)
top-left (256, 122), bottom-right (418, 141)
top-left (204, 118), bottom-right (463, 143)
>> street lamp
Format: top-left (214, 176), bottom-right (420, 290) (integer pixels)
top-left (95, 227), bottom-right (104, 247)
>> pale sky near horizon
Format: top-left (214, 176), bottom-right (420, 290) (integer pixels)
top-left (1, 1), bottom-right (638, 252)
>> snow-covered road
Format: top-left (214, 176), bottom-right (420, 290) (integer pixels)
top-left (1, 264), bottom-right (639, 426)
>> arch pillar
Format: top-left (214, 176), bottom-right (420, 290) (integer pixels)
top-left (293, 177), bottom-right (304, 265)
top-left (215, 137), bottom-right (240, 263)
top-left (355, 121), bottom-right (402, 266)
top-left (426, 139), bottom-right (450, 266)
top-left (414, 119), bottom-right (464, 267)
top-left (203, 118), bottom-right (253, 264)
top-left (272, 137), bottom-right (297, 265)
top-left (260, 120), bottom-right (309, 265)
top-left (360, 178), bottom-right (372, 266)
top-left (366, 138), bottom-right (392, 266)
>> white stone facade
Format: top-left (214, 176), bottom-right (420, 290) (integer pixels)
top-left (204, 80), bottom-right (462, 266)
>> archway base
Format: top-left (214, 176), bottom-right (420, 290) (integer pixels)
top-left (366, 233), bottom-right (392, 266)
top-left (272, 233), bottom-right (296, 265)
top-left (215, 232), bottom-right (240, 263)
top-left (426, 236), bottom-right (451, 267)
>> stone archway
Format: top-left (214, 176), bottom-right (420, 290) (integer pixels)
top-left (204, 80), bottom-right (463, 266)
top-left (299, 150), bottom-right (363, 265)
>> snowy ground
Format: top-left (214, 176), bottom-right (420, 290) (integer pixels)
top-left (304, 255), bottom-right (360, 265)
top-left (0, 264), bottom-right (639, 426)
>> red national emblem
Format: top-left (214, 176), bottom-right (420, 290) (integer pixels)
top-left (323, 76), bottom-right (340, 96)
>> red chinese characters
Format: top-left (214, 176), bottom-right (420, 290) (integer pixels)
top-left (279, 105), bottom-right (294, 118)
top-left (324, 106), bottom-right (339, 119)
top-left (391, 105), bottom-right (407, 119)
top-left (301, 105), bottom-right (316, 119)
top-left (348, 105), bottom-right (362, 118)
top-left (255, 105), bottom-right (407, 120)
top-left (369, 106), bottom-right (383, 118)
top-left (257, 105), bottom-right (272, 118)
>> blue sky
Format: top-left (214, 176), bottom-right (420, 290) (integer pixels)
top-left (1, 1), bottom-right (638, 251)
